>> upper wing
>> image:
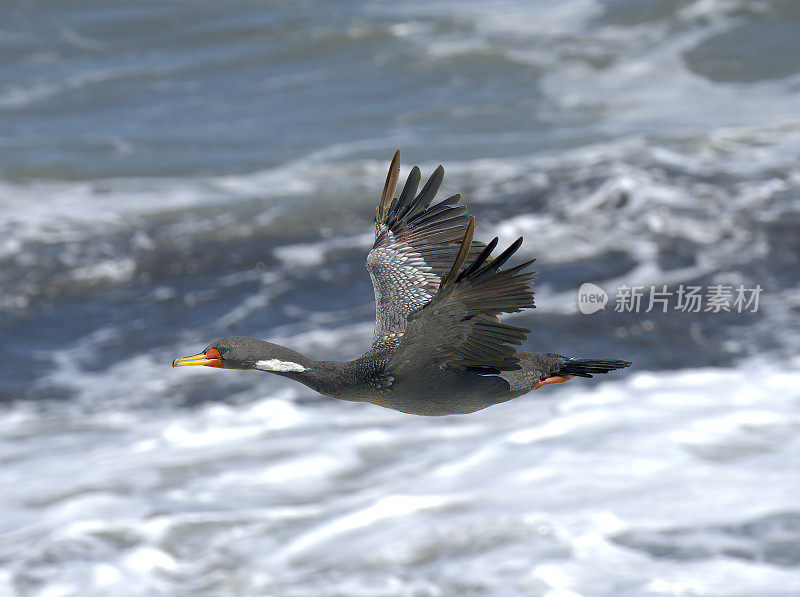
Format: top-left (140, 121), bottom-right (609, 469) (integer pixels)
top-left (387, 218), bottom-right (536, 374)
top-left (367, 150), bottom-right (484, 349)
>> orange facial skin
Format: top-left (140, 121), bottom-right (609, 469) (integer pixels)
top-left (172, 348), bottom-right (224, 368)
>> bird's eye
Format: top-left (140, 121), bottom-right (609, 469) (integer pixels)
top-left (216, 347), bottom-right (229, 355)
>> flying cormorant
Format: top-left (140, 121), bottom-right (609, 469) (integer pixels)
top-left (173, 151), bottom-right (630, 415)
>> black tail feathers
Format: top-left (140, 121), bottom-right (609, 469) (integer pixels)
top-left (557, 359), bottom-right (632, 378)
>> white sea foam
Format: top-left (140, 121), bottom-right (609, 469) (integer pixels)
top-left (3, 357), bottom-right (800, 595)
top-left (3, 121), bottom-right (797, 265)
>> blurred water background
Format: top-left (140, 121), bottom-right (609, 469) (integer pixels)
top-left (2, 0), bottom-right (800, 595)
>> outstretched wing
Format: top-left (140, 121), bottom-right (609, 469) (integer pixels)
top-left (367, 150), bottom-right (484, 349)
top-left (387, 218), bottom-right (536, 374)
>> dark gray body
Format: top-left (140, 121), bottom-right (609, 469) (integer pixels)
top-left (192, 337), bottom-right (628, 416)
top-left (282, 349), bottom-right (568, 416)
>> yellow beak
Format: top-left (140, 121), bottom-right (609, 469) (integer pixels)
top-left (172, 349), bottom-right (223, 368)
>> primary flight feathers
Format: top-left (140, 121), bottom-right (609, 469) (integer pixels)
top-left (391, 216), bottom-right (536, 372)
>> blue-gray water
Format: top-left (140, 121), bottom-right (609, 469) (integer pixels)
top-left (2, 1), bottom-right (800, 595)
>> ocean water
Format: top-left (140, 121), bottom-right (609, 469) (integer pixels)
top-left (1, 0), bottom-right (800, 595)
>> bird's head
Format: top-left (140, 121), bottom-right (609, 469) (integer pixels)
top-left (172, 336), bottom-right (310, 372)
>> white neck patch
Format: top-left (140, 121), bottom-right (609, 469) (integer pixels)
top-left (255, 359), bottom-right (307, 373)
